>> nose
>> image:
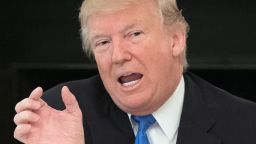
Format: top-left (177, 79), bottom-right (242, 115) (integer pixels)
top-left (111, 38), bottom-right (132, 64)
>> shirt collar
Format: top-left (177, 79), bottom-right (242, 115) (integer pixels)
top-left (152, 76), bottom-right (185, 141)
top-left (128, 76), bottom-right (185, 141)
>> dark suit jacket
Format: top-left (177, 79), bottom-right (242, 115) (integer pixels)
top-left (43, 72), bottom-right (256, 144)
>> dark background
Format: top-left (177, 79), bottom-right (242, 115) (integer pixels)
top-left (1, 0), bottom-right (256, 143)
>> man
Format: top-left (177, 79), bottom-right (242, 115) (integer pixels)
top-left (14, 0), bottom-right (256, 144)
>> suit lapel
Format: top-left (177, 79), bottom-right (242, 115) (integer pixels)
top-left (177, 73), bottom-right (221, 144)
top-left (90, 92), bottom-right (135, 144)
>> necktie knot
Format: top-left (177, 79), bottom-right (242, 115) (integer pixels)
top-left (131, 114), bottom-right (156, 144)
top-left (132, 114), bottom-right (156, 132)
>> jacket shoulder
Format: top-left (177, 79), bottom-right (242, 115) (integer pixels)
top-left (184, 72), bottom-right (256, 143)
top-left (185, 72), bottom-right (256, 109)
top-left (42, 75), bottom-right (107, 110)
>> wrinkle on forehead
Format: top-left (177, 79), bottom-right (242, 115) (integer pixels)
top-left (87, 4), bottom-right (162, 43)
top-left (83, 0), bottom-right (164, 50)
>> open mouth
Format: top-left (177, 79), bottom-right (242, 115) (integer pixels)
top-left (118, 73), bottom-right (143, 87)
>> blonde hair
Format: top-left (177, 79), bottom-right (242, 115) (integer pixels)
top-left (79, 0), bottom-right (189, 68)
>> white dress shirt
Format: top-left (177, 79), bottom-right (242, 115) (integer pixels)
top-left (129, 76), bottom-right (185, 144)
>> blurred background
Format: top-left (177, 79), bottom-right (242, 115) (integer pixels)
top-left (1, 0), bottom-right (256, 143)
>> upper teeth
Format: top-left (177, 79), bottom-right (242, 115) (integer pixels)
top-left (122, 73), bottom-right (133, 77)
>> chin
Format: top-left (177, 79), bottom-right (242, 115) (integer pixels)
top-left (113, 93), bottom-right (152, 114)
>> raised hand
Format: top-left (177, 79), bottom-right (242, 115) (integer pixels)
top-left (14, 86), bottom-right (84, 144)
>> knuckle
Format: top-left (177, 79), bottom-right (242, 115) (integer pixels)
top-left (15, 99), bottom-right (26, 112)
top-left (14, 103), bottom-right (19, 113)
top-left (24, 98), bottom-right (31, 107)
top-left (13, 125), bottom-right (21, 139)
top-left (16, 111), bottom-right (31, 124)
top-left (13, 114), bottom-right (18, 124)
top-left (16, 98), bottom-right (34, 113)
top-left (13, 131), bottom-right (17, 139)
top-left (14, 124), bottom-right (30, 141)
top-left (23, 111), bottom-right (31, 120)
top-left (15, 99), bottom-right (27, 112)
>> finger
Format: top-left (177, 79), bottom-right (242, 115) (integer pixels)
top-left (29, 87), bottom-right (43, 100)
top-left (14, 110), bottom-right (40, 125)
top-left (14, 124), bottom-right (31, 143)
top-left (15, 98), bottom-right (42, 113)
top-left (61, 86), bottom-right (80, 113)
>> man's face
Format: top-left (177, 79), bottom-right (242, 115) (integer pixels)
top-left (87, 0), bottom-right (184, 115)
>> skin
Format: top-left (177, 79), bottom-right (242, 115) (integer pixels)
top-left (13, 87), bottom-right (84, 144)
top-left (13, 0), bottom-right (186, 143)
top-left (88, 0), bottom-right (186, 115)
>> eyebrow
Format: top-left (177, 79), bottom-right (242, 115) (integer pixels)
top-left (90, 34), bottom-right (110, 44)
top-left (90, 23), bottom-right (139, 42)
top-left (121, 24), bottom-right (137, 33)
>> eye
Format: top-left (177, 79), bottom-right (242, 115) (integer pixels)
top-left (93, 39), bottom-right (112, 52)
top-left (130, 31), bottom-right (142, 37)
top-left (95, 40), bottom-right (111, 47)
top-left (127, 31), bottom-right (144, 43)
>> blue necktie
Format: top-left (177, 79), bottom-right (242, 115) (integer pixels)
top-left (131, 114), bottom-right (156, 144)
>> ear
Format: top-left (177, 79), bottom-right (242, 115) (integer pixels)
top-left (169, 23), bottom-right (186, 57)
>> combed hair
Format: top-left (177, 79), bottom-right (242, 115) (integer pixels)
top-left (79, 0), bottom-right (189, 68)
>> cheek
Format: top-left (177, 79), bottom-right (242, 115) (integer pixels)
top-left (95, 56), bottom-right (115, 90)
top-left (144, 45), bottom-right (173, 78)
top-left (95, 54), bottom-right (112, 74)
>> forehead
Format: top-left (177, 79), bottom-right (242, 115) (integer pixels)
top-left (87, 1), bottom-right (162, 38)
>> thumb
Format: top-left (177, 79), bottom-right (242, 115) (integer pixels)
top-left (61, 86), bottom-right (80, 113)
